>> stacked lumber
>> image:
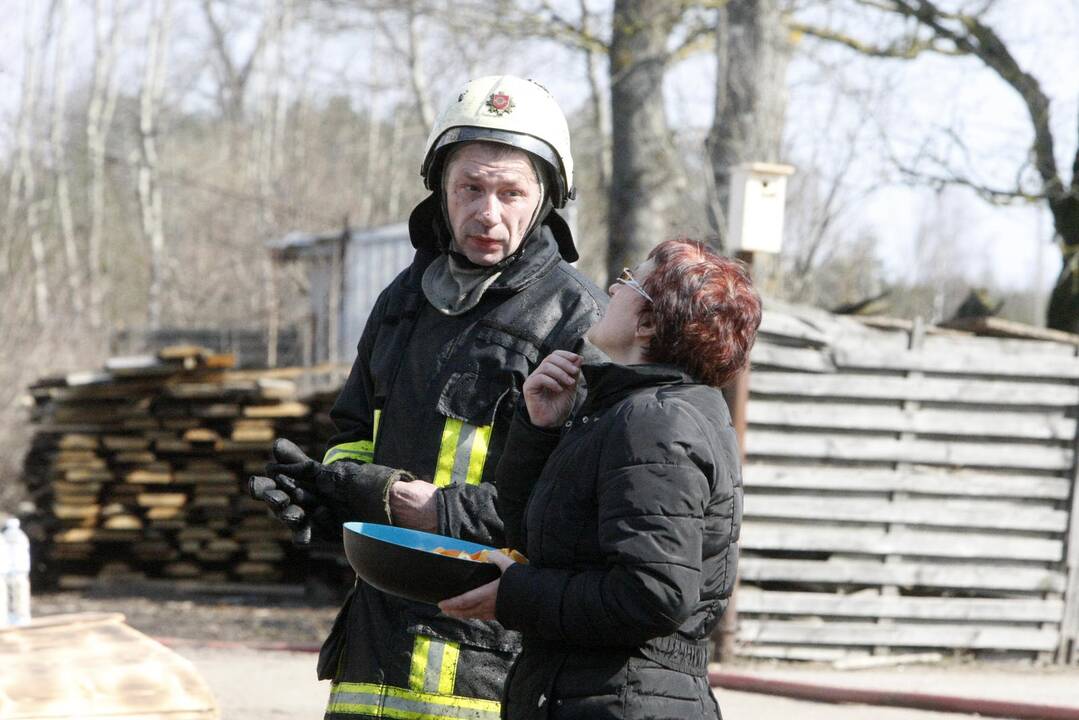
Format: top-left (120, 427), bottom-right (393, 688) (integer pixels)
top-left (21, 346), bottom-right (342, 587)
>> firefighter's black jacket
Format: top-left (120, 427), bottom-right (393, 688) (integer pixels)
top-left (318, 194), bottom-right (606, 719)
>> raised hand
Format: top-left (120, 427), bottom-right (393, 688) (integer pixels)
top-left (523, 350), bottom-right (583, 428)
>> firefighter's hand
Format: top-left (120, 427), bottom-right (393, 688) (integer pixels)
top-left (387, 479), bottom-right (438, 533)
top-left (438, 551), bottom-right (514, 621)
top-left (247, 473), bottom-right (339, 546)
top-left (523, 350), bottom-right (583, 428)
top-left (268, 438), bottom-right (417, 525)
top-left (265, 438), bottom-right (322, 485)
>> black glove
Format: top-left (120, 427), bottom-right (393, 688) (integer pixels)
top-left (248, 473), bottom-right (340, 546)
top-left (266, 438), bottom-right (415, 525)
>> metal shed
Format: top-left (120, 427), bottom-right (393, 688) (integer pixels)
top-left (268, 223), bottom-right (414, 365)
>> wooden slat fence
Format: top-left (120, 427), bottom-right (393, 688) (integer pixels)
top-left (737, 304), bottom-right (1079, 664)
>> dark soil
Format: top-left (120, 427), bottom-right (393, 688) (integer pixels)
top-left (32, 582), bottom-right (341, 646)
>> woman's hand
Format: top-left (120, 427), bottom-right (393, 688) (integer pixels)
top-left (523, 350), bottom-right (583, 428)
top-left (437, 551), bottom-right (515, 621)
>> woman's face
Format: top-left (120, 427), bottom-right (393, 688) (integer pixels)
top-left (586, 259), bottom-right (655, 360)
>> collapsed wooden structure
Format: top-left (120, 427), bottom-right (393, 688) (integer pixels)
top-left (739, 304), bottom-right (1079, 664)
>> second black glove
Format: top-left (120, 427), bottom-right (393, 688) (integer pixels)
top-left (266, 438), bottom-right (416, 525)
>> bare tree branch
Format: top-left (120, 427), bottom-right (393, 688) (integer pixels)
top-left (789, 21), bottom-right (964, 58)
top-left (881, 0), bottom-right (1063, 197)
top-left (201, 0), bottom-right (269, 121)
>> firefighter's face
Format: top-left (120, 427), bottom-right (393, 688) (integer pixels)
top-left (444, 143), bottom-right (541, 266)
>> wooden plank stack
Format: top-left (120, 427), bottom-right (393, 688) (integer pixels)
top-left (21, 346), bottom-right (344, 588)
top-left (738, 303), bottom-right (1079, 663)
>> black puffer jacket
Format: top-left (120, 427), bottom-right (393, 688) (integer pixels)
top-left (493, 362), bottom-right (743, 720)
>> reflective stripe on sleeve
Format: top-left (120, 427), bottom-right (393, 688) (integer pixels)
top-left (323, 440), bottom-right (374, 465)
top-left (326, 681), bottom-right (500, 719)
top-left (433, 419), bottom-right (492, 488)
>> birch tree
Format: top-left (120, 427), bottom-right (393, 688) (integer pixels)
top-left (86, 0), bottom-right (122, 328)
top-left (137, 0), bottom-right (172, 329)
top-left (49, 0), bottom-right (82, 316)
top-left (259, 0), bottom-right (293, 366)
top-left (10, 3), bottom-right (50, 322)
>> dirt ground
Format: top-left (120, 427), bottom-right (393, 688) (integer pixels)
top-left (32, 586), bottom-right (1079, 720)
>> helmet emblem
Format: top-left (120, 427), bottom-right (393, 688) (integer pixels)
top-left (485, 92), bottom-right (515, 116)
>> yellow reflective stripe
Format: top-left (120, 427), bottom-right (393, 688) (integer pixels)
top-left (373, 409), bottom-right (382, 448)
top-left (464, 425), bottom-right (492, 486)
top-left (434, 419), bottom-right (463, 488)
top-left (323, 440), bottom-right (374, 465)
top-left (327, 681), bottom-right (500, 719)
top-left (438, 642), bottom-right (460, 695)
top-left (433, 418), bottom-right (492, 488)
top-left (408, 635), bottom-right (460, 695)
top-left (408, 636), bottom-right (430, 692)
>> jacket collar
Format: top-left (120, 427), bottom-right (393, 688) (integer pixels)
top-left (580, 361), bottom-right (694, 414)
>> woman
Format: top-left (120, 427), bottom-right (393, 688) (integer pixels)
top-left (439, 239), bottom-right (761, 719)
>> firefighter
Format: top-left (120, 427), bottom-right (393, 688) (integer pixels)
top-left (249, 75), bottom-right (606, 719)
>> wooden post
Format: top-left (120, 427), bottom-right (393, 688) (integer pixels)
top-left (716, 249), bottom-right (754, 663)
top-left (266, 254), bottom-right (280, 368)
top-left (1057, 342), bottom-right (1079, 664)
top-left (328, 237), bottom-right (344, 365)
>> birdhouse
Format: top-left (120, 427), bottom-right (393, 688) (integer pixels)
top-left (726, 162), bottom-right (795, 255)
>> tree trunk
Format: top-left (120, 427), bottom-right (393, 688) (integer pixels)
top-left (706, 0), bottom-right (790, 246)
top-left (1046, 195), bottom-right (1079, 332)
top-left (358, 101), bottom-right (383, 227)
top-left (386, 109), bottom-right (406, 221)
top-left (138, 0), bottom-right (172, 330)
top-left (406, 3), bottom-right (434, 134)
top-left (50, 0), bottom-right (82, 316)
top-left (577, 0), bottom-right (611, 193)
top-left (607, 0), bottom-right (687, 283)
top-left (87, 0), bottom-right (121, 329)
top-left (260, 0), bottom-right (292, 366)
top-left (201, 0), bottom-right (266, 124)
top-left (16, 4), bottom-right (49, 322)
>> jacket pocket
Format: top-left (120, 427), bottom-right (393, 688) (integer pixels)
top-left (436, 327), bottom-right (539, 426)
top-left (437, 370), bottom-right (508, 427)
top-left (405, 613), bottom-right (521, 654)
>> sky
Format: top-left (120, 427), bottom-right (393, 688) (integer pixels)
top-left (0, 0), bottom-right (1073, 297)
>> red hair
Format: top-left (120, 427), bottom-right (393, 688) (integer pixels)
top-left (640, 239), bottom-right (762, 388)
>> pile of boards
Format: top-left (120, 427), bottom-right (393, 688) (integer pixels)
top-left (21, 346), bottom-right (340, 587)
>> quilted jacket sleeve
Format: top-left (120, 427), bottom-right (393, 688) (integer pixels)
top-left (492, 404), bottom-right (563, 551)
top-left (497, 396), bottom-right (719, 647)
top-left (323, 287), bottom-right (392, 464)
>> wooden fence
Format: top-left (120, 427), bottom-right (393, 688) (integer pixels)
top-left (737, 303), bottom-right (1079, 664)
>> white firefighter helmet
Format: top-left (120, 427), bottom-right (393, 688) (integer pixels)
top-left (421, 75), bottom-right (575, 208)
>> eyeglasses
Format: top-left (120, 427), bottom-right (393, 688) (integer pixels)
top-left (616, 267), bottom-right (653, 303)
